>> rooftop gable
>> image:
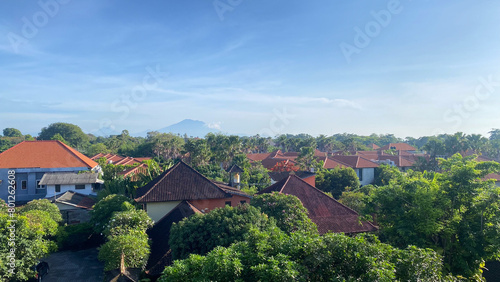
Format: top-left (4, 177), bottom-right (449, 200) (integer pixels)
top-left (135, 161), bottom-right (247, 203)
top-left (0, 141), bottom-right (98, 169)
top-left (379, 143), bottom-right (416, 151)
top-left (259, 175), bottom-right (377, 234)
top-left (330, 155), bottom-right (379, 168)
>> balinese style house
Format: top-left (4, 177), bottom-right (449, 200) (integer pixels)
top-left (0, 141), bottom-right (100, 203)
top-left (328, 155), bottom-right (379, 186)
top-left (247, 149), bottom-right (380, 186)
top-left (258, 175), bottom-right (378, 234)
top-left (134, 161), bottom-right (251, 222)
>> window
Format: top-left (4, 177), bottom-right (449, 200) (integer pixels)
top-left (55, 185), bottom-right (61, 193)
top-left (36, 180), bottom-right (43, 189)
top-left (240, 200), bottom-right (246, 204)
top-left (21, 180), bottom-right (27, 190)
top-left (358, 169), bottom-right (363, 182)
top-left (225, 201), bottom-right (232, 207)
top-left (75, 184), bottom-right (85, 190)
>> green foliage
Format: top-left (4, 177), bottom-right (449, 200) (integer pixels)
top-left (338, 185), bottom-right (374, 213)
top-left (86, 143), bottom-right (110, 156)
top-left (161, 228), bottom-right (450, 282)
top-left (169, 204), bottom-right (276, 260)
top-left (98, 231), bottom-right (150, 271)
top-left (369, 154), bottom-right (500, 277)
top-left (373, 164), bottom-right (404, 186)
top-left (38, 122), bottom-right (90, 150)
top-left (103, 209), bottom-right (153, 237)
top-left (316, 167), bottom-right (360, 199)
top-left (2, 128), bottom-right (23, 137)
top-left (98, 205), bottom-right (153, 271)
top-left (193, 163), bottom-right (227, 182)
top-left (0, 213), bottom-right (57, 281)
top-left (23, 210), bottom-right (59, 237)
top-left (56, 222), bottom-right (95, 250)
top-left (240, 162), bottom-right (271, 191)
top-left (20, 199), bottom-right (63, 223)
top-left (251, 192), bottom-right (317, 234)
top-left (90, 194), bottom-right (134, 234)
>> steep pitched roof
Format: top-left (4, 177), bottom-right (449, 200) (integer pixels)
top-left (258, 175), bottom-right (377, 234)
top-left (134, 161), bottom-right (249, 203)
top-left (146, 201), bottom-right (202, 276)
top-left (330, 155), bottom-right (379, 169)
top-left (0, 141), bottom-right (98, 169)
top-left (39, 172), bottom-right (103, 185)
top-left (378, 143), bottom-right (416, 151)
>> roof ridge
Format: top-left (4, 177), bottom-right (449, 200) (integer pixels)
top-left (55, 140), bottom-right (97, 168)
top-left (177, 161), bottom-right (229, 195)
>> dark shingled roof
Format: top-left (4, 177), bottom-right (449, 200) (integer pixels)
top-left (135, 161), bottom-right (249, 203)
top-left (50, 191), bottom-right (96, 210)
top-left (146, 201), bottom-right (202, 277)
top-left (258, 175), bottom-right (378, 234)
top-left (39, 172), bottom-right (103, 185)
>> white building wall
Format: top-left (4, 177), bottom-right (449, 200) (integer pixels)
top-left (357, 168), bottom-right (375, 186)
top-left (46, 183), bottom-right (94, 198)
top-left (146, 201), bottom-right (182, 222)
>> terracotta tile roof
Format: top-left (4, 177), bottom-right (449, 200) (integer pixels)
top-left (0, 141), bottom-right (98, 169)
top-left (317, 156), bottom-right (349, 169)
top-left (369, 143), bottom-right (380, 150)
top-left (378, 143), bottom-right (416, 151)
top-left (91, 153), bottom-right (150, 165)
top-left (261, 158), bottom-right (299, 170)
top-left (134, 161), bottom-right (250, 203)
top-left (330, 155), bottom-right (379, 169)
top-left (146, 200), bottom-right (202, 276)
top-left (258, 175), bottom-right (378, 234)
top-left (50, 191), bottom-right (96, 210)
top-left (247, 153), bottom-right (273, 162)
top-left (483, 173), bottom-right (500, 182)
top-left (268, 171), bottom-right (315, 183)
top-left (118, 163), bottom-right (149, 178)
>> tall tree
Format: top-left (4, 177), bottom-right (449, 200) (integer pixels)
top-left (38, 122), bottom-right (89, 150)
top-left (2, 128), bottom-right (23, 137)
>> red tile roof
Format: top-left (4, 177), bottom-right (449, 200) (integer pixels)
top-left (0, 141), bottom-right (98, 169)
top-left (91, 153), bottom-right (150, 165)
top-left (330, 155), bottom-right (379, 169)
top-left (258, 175), bottom-right (378, 234)
top-left (378, 143), bottom-right (416, 151)
top-left (484, 173), bottom-right (500, 182)
top-left (135, 161), bottom-right (250, 203)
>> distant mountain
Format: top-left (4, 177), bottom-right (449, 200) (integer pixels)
top-left (156, 119), bottom-right (221, 137)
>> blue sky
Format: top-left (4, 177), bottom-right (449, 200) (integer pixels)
top-left (1, 0), bottom-right (499, 138)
